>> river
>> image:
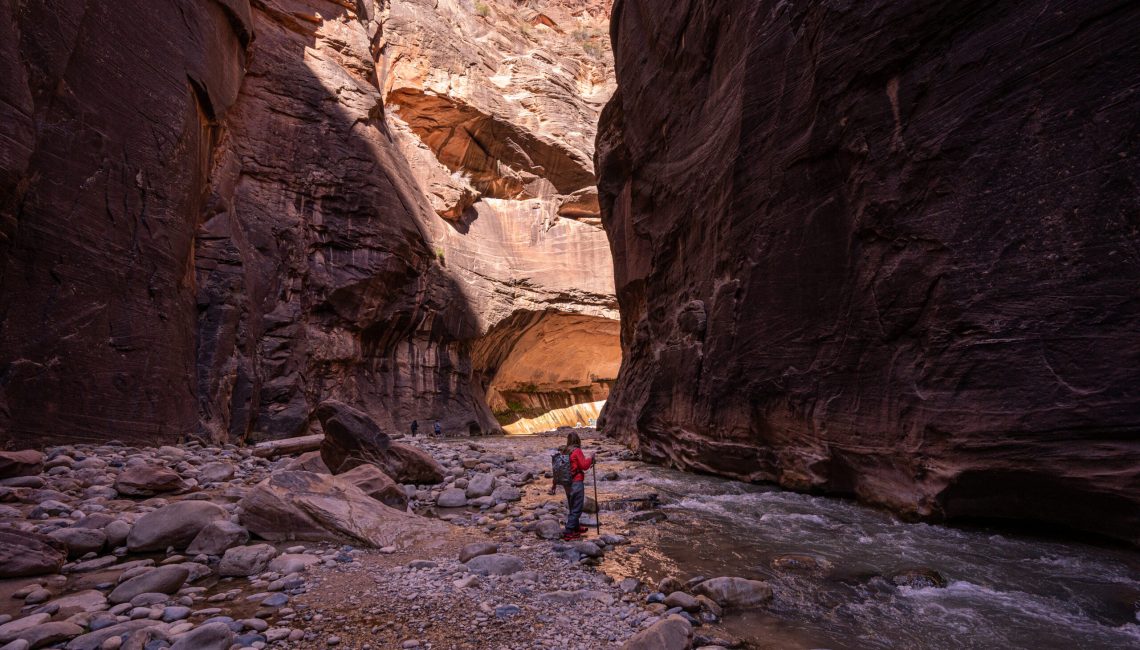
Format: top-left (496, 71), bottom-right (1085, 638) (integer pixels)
top-left (479, 431), bottom-right (1140, 649)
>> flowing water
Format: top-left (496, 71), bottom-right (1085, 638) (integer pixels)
top-left (489, 433), bottom-right (1140, 649)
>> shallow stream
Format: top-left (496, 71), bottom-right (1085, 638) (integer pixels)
top-left (484, 433), bottom-right (1140, 649)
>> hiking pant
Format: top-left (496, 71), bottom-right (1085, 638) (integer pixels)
top-left (564, 480), bottom-right (585, 534)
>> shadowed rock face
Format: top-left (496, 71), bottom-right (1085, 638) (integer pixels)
top-left (598, 0), bottom-right (1140, 542)
top-left (0, 0), bottom-right (618, 445)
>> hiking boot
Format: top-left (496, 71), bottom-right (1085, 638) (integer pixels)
top-left (577, 526), bottom-right (590, 533)
top-left (561, 532), bottom-right (582, 541)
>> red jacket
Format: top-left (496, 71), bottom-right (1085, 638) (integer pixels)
top-left (569, 447), bottom-right (592, 482)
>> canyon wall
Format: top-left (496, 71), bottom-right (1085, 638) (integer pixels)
top-left (598, 0), bottom-right (1140, 541)
top-left (0, 0), bottom-right (617, 446)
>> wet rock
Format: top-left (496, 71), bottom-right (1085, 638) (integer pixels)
top-left (664, 591), bottom-right (700, 612)
top-left (892, 569), bottom-right (947, 589)
top-left (0, 451), bottom-right (43, 479)
top-left (464, 553), bottom-right (524, 576)
top-left (692, 577), bottom-right (773, 609)
top-left (46, 590), bottom-right (108, 617)
top-left (127, 501), bottom-right (228, 552)
top-left (436, 488), bottom-right (467, 508)
top-left (108, 566), bottom-right (190, 604)
top-left (657, 577), bottom-right (684, 594)
top-left (0, 530), bottom-right (66, 578)
top-left (458, 542), bottom-right (498, 563)
top-left (48, 527), bottom-right (106, 558)
top-left (168, 622), bottom-right (233, 650)
top-left (771, 554), bottom-right (827, 572)
top-left (629, 511), bottom-right (667, 524)
top-left (621, 614), bottom-right (692, 650)
top-left (219, 544), bottom-right (277, 577)
top-left (186, 521), bottom-right (250, 556)
top-left (113, 466), bottom-right (184, 497)
top-left (336, 465), bottom-right (408, 510)
top-left (238, 471), bottom-right (447, 548)
top-left (104, 520), bottom-right (132, 548)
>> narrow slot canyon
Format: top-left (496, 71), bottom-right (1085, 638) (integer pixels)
top-left (0, 1), bottom-right (1137, 649)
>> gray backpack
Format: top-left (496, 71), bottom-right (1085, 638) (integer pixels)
top-left (551, 451), bottom-right (572, 487)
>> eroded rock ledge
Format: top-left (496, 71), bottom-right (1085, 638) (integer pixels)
top-left (597, 0), bottom-right (1140, 543)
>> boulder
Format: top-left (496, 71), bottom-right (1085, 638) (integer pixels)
top-left (17, 621), bottom-right (84, 649)
top-left (280, 451), bottom-right (330, 474)
top-left (436, 488), bottom-right (467, 508)
top-left (48, 527), bottom-right (106, 558)
top-left (317, 401), bottom-right (445, 483)
top-left (186, 520), bottom-right (250, 556)
top-left (535, 520), bottom-right (562, 540)
top-left (238, 471), bottom-right (447, 548)
top-left (44, 590), bottom-right (108, 618)
top-left (63, 620), bottom-right (165, 650)
top-left (268, 553), bottom-right (320, 574)
top-left (126, 501), bottom-right (228, 552)
top-left (465, 473), bottom-right (495, 498)
top-left (491, 485), bottom-right (521, 503)
top-left (197, 462), bottom-right (235, 483)
top-left (664, 591), bottom-right (700, 612)
top-left (108, 566), bottom-right (190, 604)
top-left (0, 614), bottom-right (51, 644)
top-left (0, 451), bottom-right (43, 479)
top-left (336, 464), bottom-right (408, 510)
top-left (168, 622), bottom-right (233, 650)
top-left (0, 530), bottom-right (66, 578)
top-left (464, 553), bottom-right (523, 576)
top-left (316, 400), bottom-right (392, 474)
top-left (113, 465), bottom-right (185, 497)
top-left (458, 542), bottom-right (498, 563)
top-left (620, 615), bottom-right (692, 650)
top-left (219, 543), bottom-right (277, 577)
top-left (692, 577), bottom-right (773, 608)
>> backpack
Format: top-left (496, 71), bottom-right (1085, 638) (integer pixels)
top-left (551, 451), bottom-right (573, 487)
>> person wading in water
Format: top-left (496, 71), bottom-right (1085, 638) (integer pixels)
top-left (549, 432), bottom-right (594, 541)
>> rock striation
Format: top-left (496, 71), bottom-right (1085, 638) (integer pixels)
top-left (0, 0), bottom-right (619, 445)
top-left (597, 0), bottom-right (1140, 542)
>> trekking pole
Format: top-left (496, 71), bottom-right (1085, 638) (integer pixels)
top-left (592, 462), bottom-right (601, 534)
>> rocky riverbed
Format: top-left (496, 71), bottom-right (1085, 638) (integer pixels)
top-left (0, 422), bottom-right (734, 650)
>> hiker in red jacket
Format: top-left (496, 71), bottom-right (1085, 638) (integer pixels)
top-left (548, 431), bottom-right (593, 540)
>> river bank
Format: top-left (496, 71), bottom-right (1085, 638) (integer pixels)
top-left (1, 429), bottom-right (1138, 649)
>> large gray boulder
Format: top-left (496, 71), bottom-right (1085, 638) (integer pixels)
top-left (465, 473), bottom-right (495, 498)
top-left (48, 527), bottom-right (106, 558)
top-left (169, 622), bottom-right (233, 650)
top-left (337, 464), bottom-right (408, 510)
top-left (127, 501), bottom-right (228, 552)
top-left (0, 450), bottom-right (43, 479)
top-left (238, 471), bottom-right (447, 549)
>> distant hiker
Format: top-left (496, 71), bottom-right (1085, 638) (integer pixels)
top-left (549, 431), bottom-right (594, 540)
top-left (434, 420), bottom-right (442, 437)
top-left (410, 420), bottom-right (419, 437)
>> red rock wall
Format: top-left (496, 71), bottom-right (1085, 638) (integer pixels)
top-left (0, 0), bottom-right (495, 445)
top-left (597, 0), bottom-right (1140, 542)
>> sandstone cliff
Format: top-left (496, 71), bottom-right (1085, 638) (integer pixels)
top-left (0, 0), bottom-right (617, 445)
top-left (598, 0), bottom-right (1140, 542)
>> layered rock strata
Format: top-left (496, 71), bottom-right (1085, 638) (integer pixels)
top-left (1, 0), bottom-right (619, 445)
top-left (597, 0), bottom-right (1140, 542)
